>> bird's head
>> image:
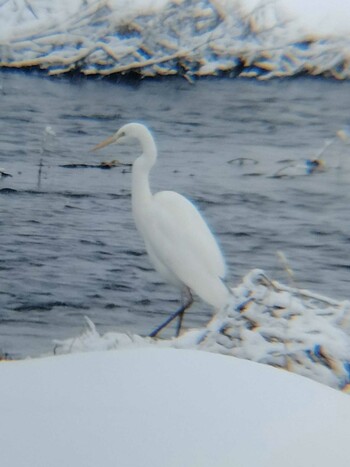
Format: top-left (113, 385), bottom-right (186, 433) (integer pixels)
top-left (92, 123), bottom-right (149, 151)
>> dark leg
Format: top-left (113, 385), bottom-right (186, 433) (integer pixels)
top-left (149, 289), bottom-right (193, 338)
top-left (175, 309), bottom-right (185, 338)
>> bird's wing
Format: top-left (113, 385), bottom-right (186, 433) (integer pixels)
top-left (148, 190), bottom-right (226, 280)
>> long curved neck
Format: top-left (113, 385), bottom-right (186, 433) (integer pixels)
top-left (131, 130), bottom-right (157, 223)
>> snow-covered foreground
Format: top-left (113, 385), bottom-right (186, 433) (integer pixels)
top-left (1, 347), bottom-right (350, 467)
top-left (53, 270), bottom-right (350, 393)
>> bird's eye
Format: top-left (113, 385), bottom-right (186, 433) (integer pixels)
top-left (120, 131), bottom-right (126, 138)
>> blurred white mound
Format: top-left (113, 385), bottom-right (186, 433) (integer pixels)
top-left (54, 269), bottom-right (350, 392)
top-left (2, 347), bottom-right (350, 467)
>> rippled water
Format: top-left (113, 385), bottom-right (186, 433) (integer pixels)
top-left (1, 72), bottom-right (350, 358)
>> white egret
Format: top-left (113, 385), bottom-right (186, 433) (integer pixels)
top-left (93, 123), bottom-right (231, 337)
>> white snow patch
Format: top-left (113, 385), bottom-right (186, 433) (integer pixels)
top-left (1, 347), bottom-right (350, 467)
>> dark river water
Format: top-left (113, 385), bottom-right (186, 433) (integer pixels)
top-left (1, 71), bottom-right (350, 358)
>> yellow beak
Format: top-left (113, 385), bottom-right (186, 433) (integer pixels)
top-left (92, 135), bottom-right (116, 151)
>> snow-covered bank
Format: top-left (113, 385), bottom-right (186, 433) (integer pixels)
top-left (54, 270), bottom-right (350, 393)
top-left (1, 0), bottom-right (350, 79)
top-left (1, 347), bottom-right (350, 467)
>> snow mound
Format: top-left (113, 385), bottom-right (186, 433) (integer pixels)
top-left (1, 347), bottom-right (350, 467)
top-left (54, 269), bottom-right (350, 392)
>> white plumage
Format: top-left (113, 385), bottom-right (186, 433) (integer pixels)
top-left (94, 123), bottom-right (230, 335)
